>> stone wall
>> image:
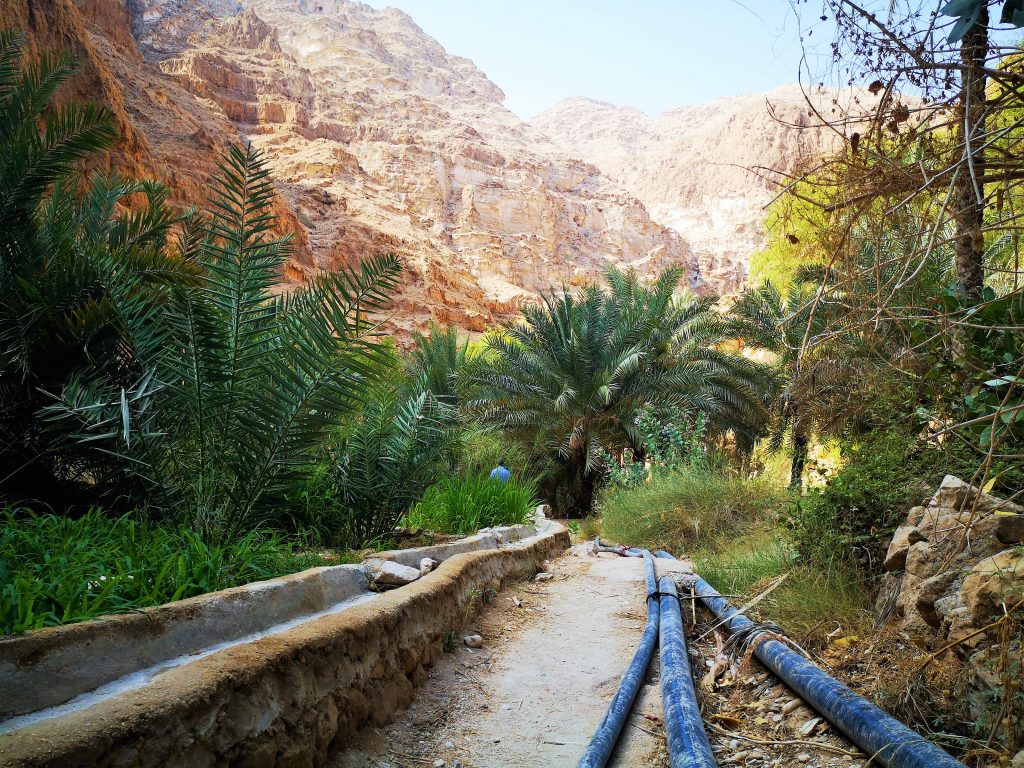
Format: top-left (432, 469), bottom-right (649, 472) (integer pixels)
top-left (0, 526), bottom-right (568, 768)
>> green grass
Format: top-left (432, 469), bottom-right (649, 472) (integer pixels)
top-left (597, 468), bottom-right (791, 555)
top-left (0, 508), bottom-right (331, 635)
top-left (595, 468), bottom-right (869, 645)
top-left (404, 474), bottom-right (536, 535)
top-left (694, 533), bottom-right (871, 644)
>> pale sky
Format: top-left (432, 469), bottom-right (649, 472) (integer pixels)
top-left (362, 1), bottom-right (836, 119)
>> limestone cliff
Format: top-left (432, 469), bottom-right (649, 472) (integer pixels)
top-left (2, 0), bottom-right (696, 334)
top-left (532, 86), bottom-right (849, 294)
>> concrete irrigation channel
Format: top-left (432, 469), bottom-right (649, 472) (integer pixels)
top-left (0, 522), bottom-right (966, 768)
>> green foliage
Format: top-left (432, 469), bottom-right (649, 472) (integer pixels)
top-left (39, 146), bottom-right (402, 541)
top-left (0, 507), bottom-right (327, 635)
top-left (407, 322), bottom-right (475, 406)
top-left (304, 376), bottom-right (460, 548)
top-left (790, 429), bottom-right (1024, 572)
top-left (404, 475), bottom-right (537, 535)
top-left (0, 31), bottom-right (192, 507)
top-left (598, 468), bottom-right (791, 555)
top-left (469, 266), bottom-right (772, 515)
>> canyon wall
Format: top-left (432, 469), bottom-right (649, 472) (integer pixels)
top-left (532, 86), bottom-right (848, 294)
top-left (1, 0), bottom-right (696, 335)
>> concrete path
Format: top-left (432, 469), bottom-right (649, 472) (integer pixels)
top-left (332, 546), bottom-right (672, 767)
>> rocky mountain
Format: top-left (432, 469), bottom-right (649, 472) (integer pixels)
top-left (1, 0), bottom-right (695, 335)
top-left (532, 87), bottom-right (848, 293)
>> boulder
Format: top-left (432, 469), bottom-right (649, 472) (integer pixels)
top-left (961, 550), bottom-right (1024, 626)
top-left (914, 571), bottom-right (960, 628)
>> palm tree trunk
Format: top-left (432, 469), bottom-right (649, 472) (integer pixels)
top-left (577, 465), bottom-right (597, 518)
top-left (790, 428), bottom-right (809, 490)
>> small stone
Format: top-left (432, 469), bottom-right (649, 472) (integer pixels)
top-left (463, 634), bottom-right (484, 648)
top-left (370, 560), bottom-right (421, 587)
top-left (781, 698), bottom-right (803, 715)
top-left (798, 717), bottom-right (822, 737)
top-left (443, 741), bottom-right (455, 749)
top-left (796, 754), bottom-right (811, 762)
top-left (420, 557), bottom-right (438, 576)
top-left (534, 572), bottom-right (553, 582)
top-left (433, 761), bottom-right (445, 768)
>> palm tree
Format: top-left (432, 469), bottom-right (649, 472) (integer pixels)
top-left (44, 145), bottom-right (402, 539)
top-left (731, 281), bottom-right (817, 487)
top-left (0, 30), bottom-right (191, 506)
top-left (469, 267), bottom-right (771, 516)
top-left (407, 322), bottom-right (472, 406)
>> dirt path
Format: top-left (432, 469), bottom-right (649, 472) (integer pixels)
top-left (332, 545), bottom-right (670, 768)
top-left (332, 544), bottom-right (867, 768)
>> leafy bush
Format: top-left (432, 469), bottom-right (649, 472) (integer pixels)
top-left (789, 429), bottom-right (1024, 573)
top-left (404, 475), bottom-right (537, 535)
top-left (0, 508), bottom-right (328, 635)
top-left (597, 468), bottom-right (791, 555)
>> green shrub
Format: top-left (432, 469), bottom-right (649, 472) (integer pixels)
top-left (597, 468), bottom-right (791, 555)
top-left (789, 429), bottom-right (1024, 573)
top-left (0, 508), bottom-right (328, 635)
top-left (404, 475), bottom-right (537, 535)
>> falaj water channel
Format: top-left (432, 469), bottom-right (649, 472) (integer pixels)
top-left (0, 523), bottom-right (966, 768)
top-left (337, 543), bottom-right (879, 768)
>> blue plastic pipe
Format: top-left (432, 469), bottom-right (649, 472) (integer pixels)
top-left (688, 574), bottom-right (967, 768)
top-left (577, 550), bottom-right (660, 768)
top-left (658, 575), bottom-right (718, 768)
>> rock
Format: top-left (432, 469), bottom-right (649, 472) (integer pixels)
top-left (914, 571), bottom-right (960, 628)
top-left (419, 557), bottom-right (438, 576)
top-left (1011, 749), bottom-right (1024, 768)
top-left (433, 760), bottom-right (445, 768)
top-left (781, 698), bottom-right (803, 715)
top-left (961, 550), bottom-right (1024, 626)
top-left (797, 717), bottom-right (823, 737)
top-left (883, 525), bottom-right (927, 571)
top-left (994, 512), bottom-right (1024, 545)
top-left (370, 560), bottom-right (422, 588)
top-left (463, 634), bottom-right (483, 648)
top-left (534, 572), bottom-right (554, 582)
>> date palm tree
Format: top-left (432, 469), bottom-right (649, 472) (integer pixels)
top-left (469, 267), bottom-right (771, 516)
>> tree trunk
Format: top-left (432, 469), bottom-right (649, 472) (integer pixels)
top-left (954, 7), bottom-right (988, 300)
top-left (790, 427), bottom-right (809, 490)
top-left (577, 465), bottom-right (597, 518)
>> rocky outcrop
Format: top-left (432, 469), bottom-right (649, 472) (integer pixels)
top-left (877, 475), bottom-right (1024, 722)
top-left (2, 0), bottom-right (696, 336)
top-left (532, 87), bottom-right (858, 295)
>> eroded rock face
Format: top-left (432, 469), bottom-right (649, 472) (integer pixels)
top-left (5, 0), bottom-right (696, 336)
top-left (876, 475), bottom-right (1024, 721)
top-left (532, 88), bottom-right (865, 296)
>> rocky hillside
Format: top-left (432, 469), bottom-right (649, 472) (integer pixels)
top-left (1, 0), bottom-right (695, 335)
top-left (532, 87), bottom-right (848, 293)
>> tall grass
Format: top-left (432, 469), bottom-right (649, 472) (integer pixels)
top-left (598, 469), bottom-right (790, 555)
top-left (404, 475), bottom-right (537, 535)
top-left (0, 508), bottom-right (329, 635)
top-left (694, 534), bottom-right (871, 644)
